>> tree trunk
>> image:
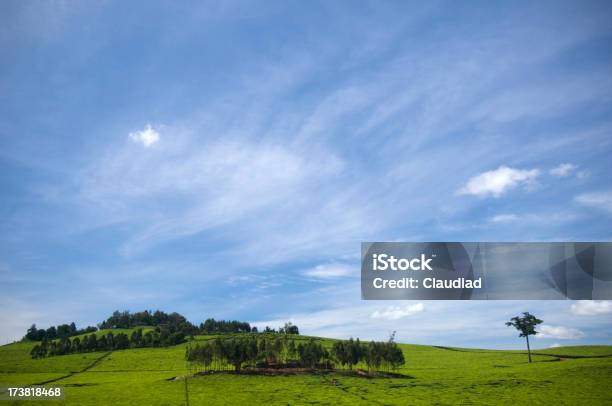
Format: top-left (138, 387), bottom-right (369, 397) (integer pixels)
top-left (525, 335), bottom-right (532, 363)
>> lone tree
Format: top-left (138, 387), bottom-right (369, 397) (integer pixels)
top-left (506, 312), bottom-right (543, 363)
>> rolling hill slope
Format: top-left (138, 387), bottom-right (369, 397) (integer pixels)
top-left (1, 331), bottom-right (611, 405)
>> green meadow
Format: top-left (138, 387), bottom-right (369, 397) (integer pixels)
top-left (1, 331), bottom-right (611, 405)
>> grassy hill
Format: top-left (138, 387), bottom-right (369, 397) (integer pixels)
top-left (1, 331), bottom-right (611, 405)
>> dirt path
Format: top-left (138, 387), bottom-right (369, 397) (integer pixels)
top-left (34, 351), bottom-right (113, 385)
top-left (184, 377), bottom-right (190, 406)
top-left (433, 346), bottom-right (612, 361)
top-left (529, 352), bottom-right (612, 359)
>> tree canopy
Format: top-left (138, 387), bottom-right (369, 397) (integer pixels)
top-left (506, 312), bottom-right (543, 363)
top-left (186, 336), bottom-right (405, 373)
top-left (506, 312), bottom-right (543, 338)
top-left (25, 310), bottom-right (302, 360)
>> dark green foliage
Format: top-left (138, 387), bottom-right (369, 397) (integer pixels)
top-left (199, 318), bottom-right (252, 334)
top-left (278, 322), bottom-right (299, 335)
top-left (187, 336), bottom-right (297, 372)
top-left (506, 312), bottom-right (543, 338)
top-left (99, 310), bottom-right (196, 336)
top-left (29, 327), bottom-right (187, 358)
top-left (187, 336), bottom-right (405, 373)
top-left (331, 336), bottom-right (404, 372)
top-left (26, 310), bottom-right (298, 344)
top-left (26, 310), bottom-right (299, 361)
top-left (114, 333), bottom-right (130, 350)
top-left (25, 323), bottom-right (97, 341)
top-left (330, 337), bottom-right (363, 370)
top-left (297, 339), bottom-right (327, 368)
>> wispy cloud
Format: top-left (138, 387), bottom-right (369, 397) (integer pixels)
top-left (536, 324), bottom-right (585, 340)
top-left (487, 211), bottom-right (578, 225)
top-left (550, 163), bottom-right (577, 177)
top-left (575, 191), bottom-right (612, 214)
top-left (571, 300), bottom-right (612, 316)
top-left (489, 214), bottom-right (520, 223)
top-left (78, 130), bottom-right (349, 256)
top-left (303, 264), bottom-right (356, 279)
top-left (371, 303), bottom-right (424, 320)
top-left (459, 166), bottom-right (540, 198)
top-left (537, 325), bottom-right (585, 340)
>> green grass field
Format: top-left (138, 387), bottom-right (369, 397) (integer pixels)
top-left (1, 331), bottom-right (611, 405)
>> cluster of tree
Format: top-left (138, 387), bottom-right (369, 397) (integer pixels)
top-left (98, 310), bottom-right (196, 335)
top-left (30, 327), bottom-right (186, 358)
top-left (199, 318), bottom-right (253, 334)
top-left (331, 337), bottom-right (405, 372)
top-left (254, 322), bottom-right (300, 335)
top-left (25, 323), bottom-right (97, 342)
top-left (97, 310), bottom-right (296, 336)
top-left (25, 310), bottom-right (299, 353)
top-left (186, 336), bottom-right (328, 372)
top-left (279, 322), bottom-right (299, 335)
top-left (185, 335), bottom-right (404, 373)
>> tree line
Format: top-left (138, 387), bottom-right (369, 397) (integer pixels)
top-left (30, 327), bottom-right (186, 358)
top-left (186, 335), bottom-right (405, 373)
top-left (25, 310), bottom-right (298, 344)
top-left (331, 337), bottom-right (405, 372)
top-left (98, 310), bottom-right (197, 335)
top-left (26, 310), bottom-right (301, 359)
top-left (199, 318), bottom-right (253, 334)
top-left (25, 323), bottom-right (97, 342)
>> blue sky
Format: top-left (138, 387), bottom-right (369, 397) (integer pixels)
top-left (1, 0), bottom-right (612, 348)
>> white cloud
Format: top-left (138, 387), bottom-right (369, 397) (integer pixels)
top-left (487, 211), bottom-right (578, 225)
top-left (371, 303), bottom-right (425, 320)
top-left (571, 300), bottom-right (612, 316)
top-left (489, 214), bottom-right (520, 223)
top-left (459, 165), bottom-right (540, 198)
top-left (550, 163), bottom-right (577, 177)
top-left (129, 124), bottom-right (160, 147)
top-left (537, 325), bottom-right (585, 340)
top-left (549, 343), bottom-right (561, 348)
top-left (303, 264), bottom-right (355, 279)
top-left (575, 191), bottom-right (612, 214)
